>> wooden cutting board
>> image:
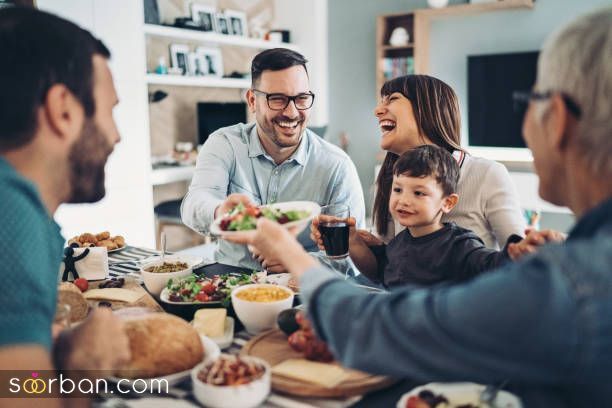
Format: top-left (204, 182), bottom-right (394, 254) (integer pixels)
top-left (86, 277), bottom-right (162, 312)
top-left (240, 329), bottom-right (396, 398)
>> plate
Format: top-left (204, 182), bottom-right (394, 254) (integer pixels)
top-left (108, 335), bottom-right (220, 387)
top-left (210, 201), bottom-right (321, 237)
top-left (396, 382), bottom-right (522, 408)
top-left (107, 244), bottom-right (127, 253)
top-left (191, 316), bottom-right (235, 349)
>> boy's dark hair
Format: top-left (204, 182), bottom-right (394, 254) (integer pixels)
top-left (393, 145), bottom-right (459, 196)
top-left (251, 48), bottom-right (308, 87)
top-left (0, 7), bottom-right (111, 152)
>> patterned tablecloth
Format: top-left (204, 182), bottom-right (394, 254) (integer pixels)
top-left (95, 247), bottom-right (363, 408)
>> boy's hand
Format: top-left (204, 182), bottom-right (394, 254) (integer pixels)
top-left (311, 216), bottom-right (357, 251)
top-left (507, 229), bottom-right (567, 261)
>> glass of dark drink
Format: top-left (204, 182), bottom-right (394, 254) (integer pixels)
top-left (318, 204), bottom-right (350, 259)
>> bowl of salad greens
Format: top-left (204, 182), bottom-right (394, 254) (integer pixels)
top-left (210, 201), bottom-right (320, 237)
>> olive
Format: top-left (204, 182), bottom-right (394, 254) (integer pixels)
top-left (277, 308), bottom-right (300, 336)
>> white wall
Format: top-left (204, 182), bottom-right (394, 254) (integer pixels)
top-left (274, 0), bottom-right (328, 127)
top-left (37, 0), bottom-right (156, 247)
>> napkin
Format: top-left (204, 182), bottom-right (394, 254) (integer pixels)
top-left (59, 247), bottom-right (109, 281)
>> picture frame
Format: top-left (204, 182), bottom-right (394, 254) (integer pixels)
top-left (188, 52), bottom-right (208, 76)
top-left (169, 44), bottom-right (190, 75)
top-left (190, 3), bottom-right (216, 32)
top-left (215, 13), bottom-right (230, 35)
top-left (195, 47), bottom-right (223, 78)
top-left (224, 10), bottom-right (248, 37)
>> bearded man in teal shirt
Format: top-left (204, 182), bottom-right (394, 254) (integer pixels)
top-left (0, 7), bottom-right (130, 386)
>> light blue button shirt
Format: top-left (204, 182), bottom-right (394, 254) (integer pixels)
top-left (181, 122), bottom-right (366, 270)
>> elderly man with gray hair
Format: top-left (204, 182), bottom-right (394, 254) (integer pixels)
top-left (225, 7), bottom-right (612, 407)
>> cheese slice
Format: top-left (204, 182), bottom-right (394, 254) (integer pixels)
top-left (272, 359), bottom-right (349, 388)
top-left (83, 288), bottom-right (143, 303)
top-left (193, 309), bottom-right (226, 337)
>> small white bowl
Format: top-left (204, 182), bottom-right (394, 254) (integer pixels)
top-left (140, 255), bottom-right (193, 296)
top-left (231, 284), bottom-right (294, 334)
top-left (191, 355), bottom-right (271, 408)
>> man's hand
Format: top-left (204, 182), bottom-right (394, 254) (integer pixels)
top-left (55, 308), bottom-right (130, 371)
top-left (507, 228), bottom-right (567, 261)
top-left (214, 193), bottom-right (254, 219)
top-left (224, 218), bottom-right (317, 281)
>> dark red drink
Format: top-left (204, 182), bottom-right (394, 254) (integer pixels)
top-left (319, 222), bottom-right (349, 258)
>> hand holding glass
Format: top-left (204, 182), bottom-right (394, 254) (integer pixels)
top-left (318, 205), bottom-right (350, 259)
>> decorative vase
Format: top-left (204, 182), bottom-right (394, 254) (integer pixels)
top-left (427, 0), bottom-right (449, 8)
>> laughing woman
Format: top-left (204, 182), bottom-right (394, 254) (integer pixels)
top-left (370, 74), bottom-right (525, 247)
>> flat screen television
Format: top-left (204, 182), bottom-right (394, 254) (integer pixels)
top-left (197, 102), bottom-right (247, 145)
top-left (467, 51), bottom-right (539, 149)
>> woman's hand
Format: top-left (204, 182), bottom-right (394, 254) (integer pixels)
top-left (507, 228), bottom-right (566, 261)
top-left (356, 230), bottom-right (383, 246)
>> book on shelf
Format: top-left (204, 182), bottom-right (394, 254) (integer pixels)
top-left (382, 57), bottom-right (415, 80)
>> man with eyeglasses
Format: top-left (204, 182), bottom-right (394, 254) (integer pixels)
top-left (225, 7), bottom-right (612, 406)
top-left (182, 48), bottom-right (365, 272)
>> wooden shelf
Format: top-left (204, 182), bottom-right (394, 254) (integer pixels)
top-left (145, 74), bottom-right (250, 89)
top-left (143, 24), bottom-right (299, 51)
top-left (416, 0), bottom-right (535, 18)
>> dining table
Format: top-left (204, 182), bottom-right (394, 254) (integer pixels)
top-left (95, 245), bottom-right (419, 408)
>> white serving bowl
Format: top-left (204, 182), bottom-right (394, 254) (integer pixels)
top-left (191, 355), bottom-right (271, 408)
top-left (231, 284), bottom-right (294, 334)
top-left (140, 256), bottom-right (193, 296)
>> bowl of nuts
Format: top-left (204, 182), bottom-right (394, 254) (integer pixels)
top-left (191, 354), bottom-right (270, 408)
top-left (140, 256), bottom-right (194, 296)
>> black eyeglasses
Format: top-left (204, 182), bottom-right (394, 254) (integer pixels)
top-left (512, 90), bottom-right (582, 118)
top-left (252, 89), bottom-right (315, 111)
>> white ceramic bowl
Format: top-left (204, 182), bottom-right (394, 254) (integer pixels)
top-left (191, 355), bottom-right (271, 408)
top-left (231, 284), bottom-right (294, 334)
top-left (396, 382), bottom-right (522, 408)
top-left (140, 255), bottom-right (193, 296)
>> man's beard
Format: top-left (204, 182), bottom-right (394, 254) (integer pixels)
top-left (67, 118), bottom-right (113, 203)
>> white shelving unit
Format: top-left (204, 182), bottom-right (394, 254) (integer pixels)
top-left (144, 23), bottom-right (298, 51)
top-left (146, 73), bottom-right (250, 88)
top-left (151, 165), bottom-right (195, 186)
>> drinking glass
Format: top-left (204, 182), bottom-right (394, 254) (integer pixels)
top-left (318, 204), bottom-right (350, 259)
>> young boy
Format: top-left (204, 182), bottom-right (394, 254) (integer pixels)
top-left (350, 145), bottom-right (523, 288)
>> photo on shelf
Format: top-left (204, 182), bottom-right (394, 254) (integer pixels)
top-left (190, 3), bottom-right (216, 32)
top-left (169, 44), bottom-right (190, 75)
top-left (188, 52), bottom-right (208, 76)
top-left (215, 12), bottom-right (230, 35)
top-left (224, 9), bottom-right (248, 37)
top-left (195, 47), bottom-right (223, 77)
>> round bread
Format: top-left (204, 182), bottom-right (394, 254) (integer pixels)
top-left (57, 282), bottom-right (89, 322)
top-left (116, 313), bottom-right (204, 378)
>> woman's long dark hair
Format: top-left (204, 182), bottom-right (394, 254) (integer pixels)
top-left (373, 75), bottom-right (464, 237)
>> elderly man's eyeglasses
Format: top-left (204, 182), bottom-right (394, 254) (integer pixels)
top-left (252, 89), bottom-right (315, 111)
top-left (512, 91), bottom-right (582, 118)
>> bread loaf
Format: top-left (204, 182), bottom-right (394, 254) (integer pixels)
top-left (116, 313), bottom-right (204, 378)
top-left (57, 282), bottom-right (89, 322)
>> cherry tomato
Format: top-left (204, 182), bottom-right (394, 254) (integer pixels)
top-left (195, 291), bottom-right (210, 302)
top-left (73, 278), bottom-right (88, 292)
top-left (201, 282), bottom-right (216, 296)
